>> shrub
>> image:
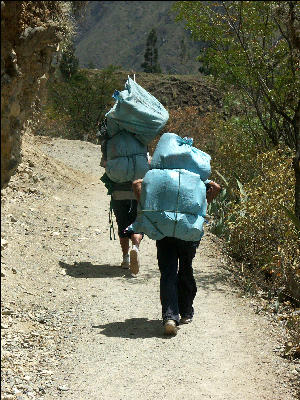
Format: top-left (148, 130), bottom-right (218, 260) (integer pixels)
top-left (227, 148), bottom-right (299, 299)
top-left (41, 66), bottom-right (122, 142)
top-left (149, 106), bottom-right (218, 156)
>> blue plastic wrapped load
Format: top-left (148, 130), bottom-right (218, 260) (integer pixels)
top-left (132, 169), bottom-right (207, 241)
top-left (105, 77), bottom-right (169, 145)
top-left (105, 156), bottom-right (149, 183)
top-left (150, 133), bottom-right (211, 181)
top-left (105, 130), bottom-right (149, 183)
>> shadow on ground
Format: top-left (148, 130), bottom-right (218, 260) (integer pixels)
top-left (59, 261), bottom-right (159, 281)
top-left (92, 318), bottom-right (173, 339)
top-left (59, 261), bottom-right (128, 278)
top-left (194, 267), bottom-right (231, 294)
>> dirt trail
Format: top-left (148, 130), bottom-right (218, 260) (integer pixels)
top-left (1, 134), bottom-right (298, 400)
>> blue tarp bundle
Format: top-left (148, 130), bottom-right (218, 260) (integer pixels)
top-left (132, 169), bottom-right (207, 241)
top-left (131, 133), bottom-right (211, 241)
top-left (150, 132), bottom-right (211, 180)
top-left (105, 77), bottom-right (169, 145)
top-left (105, 130), bottom-right (149, 183)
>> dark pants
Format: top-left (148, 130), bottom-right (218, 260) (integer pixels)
top-left (156, 237), bottom-right (200, 325)
top-left (111, 199), bottom-right (138, 238)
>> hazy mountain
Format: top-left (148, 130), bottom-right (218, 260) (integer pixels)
top-left (74, 1), bottom-right (205, 74)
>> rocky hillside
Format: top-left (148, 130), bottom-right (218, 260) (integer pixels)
top-left (0, 1), bottom-right (87, 189)
top-left (75, 1), bottom-right (205, 74)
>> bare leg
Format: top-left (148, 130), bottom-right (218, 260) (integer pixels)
top-left (119, 237), bottom-right (130, 256)
top-left (129, 233), bottom-right (143, 275)
top-left (131, 233), bottom-right (142, 248)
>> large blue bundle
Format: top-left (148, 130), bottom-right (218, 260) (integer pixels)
top-left (132, 169), bottom-right (207, 241)
top-left (105, 130), bottom-right (149, 183)
top-left (106, 130), bottom-right (147, 160)
top-left (105, 77), bottom-right (169, 145)
top-left (150, 133), bottom-right (211, 181)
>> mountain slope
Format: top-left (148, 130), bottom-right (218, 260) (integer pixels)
top-left (75, 1), bottom-right (205, 74)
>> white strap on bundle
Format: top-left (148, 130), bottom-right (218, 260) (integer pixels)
top-left (128, 74), bottom-right (137, 83)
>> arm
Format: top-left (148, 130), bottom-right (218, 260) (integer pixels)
top-left (206, 181), bottom-right (222, 203)
top-left (100, 139), bottom-right (107, 167)
top-left (132, 179), bottom-right (143, 202)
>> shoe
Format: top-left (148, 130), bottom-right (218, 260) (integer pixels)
top-left (180, 317), bottom-right (193, 324)
top-left (129, 246), bottom-right (140, 275)
top-left (163, 320), bottom-right (178, 336)
top-left (121, 254), bottom-right (130, 269)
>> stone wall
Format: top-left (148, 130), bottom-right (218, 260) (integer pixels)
top-left (1, 1), bottom-right (69, 188)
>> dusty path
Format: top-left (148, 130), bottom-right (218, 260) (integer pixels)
top-left (1, 134), bottom-right (298, 400)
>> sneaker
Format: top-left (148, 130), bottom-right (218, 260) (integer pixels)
top-left (180, 317), bottom-right (193, 324)
top-left (163, 320), bottom-right (178, 336)
top-left (129, 246), bottom-right (140, 275)
top-left (121, 254), bottom-right (130, 269)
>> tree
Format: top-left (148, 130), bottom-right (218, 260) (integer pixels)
top-left (141, 29), bottom-right (162, 73)
top-left (179, 37), bottom-right (188, 64)
top-left (173, 1), bottom-right (300, 220)
top-left (59, 42), bottom-right (79, 80)
top-left (87, 60), bottom-right (96, 69)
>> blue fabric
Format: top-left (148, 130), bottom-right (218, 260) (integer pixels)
top-left (105, 77), bottom-right (169, 145)
top-left (132, 169), bottom-right (207, 241)
top-left (150, 132), bottom-right (211, 181)
top-left (105, 130), bottom-right (149, 183)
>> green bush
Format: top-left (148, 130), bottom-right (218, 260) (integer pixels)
top-left (43, 66), bottom-right (121, 142)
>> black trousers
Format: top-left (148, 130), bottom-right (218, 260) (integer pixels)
top-left (156, 237), bottom-right (200, 325)
top-left (111, 199), bottom-right (138, 238)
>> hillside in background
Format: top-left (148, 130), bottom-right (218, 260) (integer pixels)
top-left (85, 69), bottom-right (223, 111)
top-left (74, 1), bottom-right (205, 74)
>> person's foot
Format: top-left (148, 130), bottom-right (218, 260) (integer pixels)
top-left (163, 320), bottom-right (178, 336)
top-left (129, 246), bottom-right (140, 275)
top-left (121, 254), bottom-right (130, 269)
top-left (180, 317), bottom-right (193, 324)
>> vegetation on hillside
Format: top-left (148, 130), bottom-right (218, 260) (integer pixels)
top-left (173, 1), bottom-right (300, 218)
top-left (41, 65), bottom-right (120, 142)
top-left (172, 0), bottom-right (299, 353)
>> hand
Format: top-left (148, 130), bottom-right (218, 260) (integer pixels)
top-left (206, 181), bottom-right (222, 203)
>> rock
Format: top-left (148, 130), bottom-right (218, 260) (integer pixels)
top-left (28, 187), bottom-right (38, 194)
top-left (2, 310), bottom-right (14, 315)
top-left (58, 385), bottom-right (69, 391)
top-left (1, 323), bottom-right (9, 329)
top-left (10, 214), bottom-right (17, 222)
top-left (1, 239), bottom-right (8, 250)
top-left (12, 268), bottom-right (17, 274)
